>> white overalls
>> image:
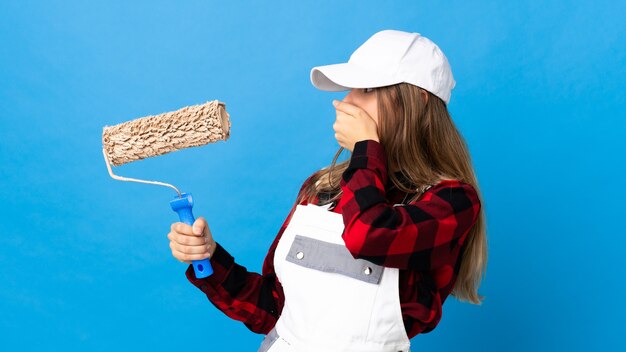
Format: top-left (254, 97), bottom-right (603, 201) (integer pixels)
top-left (258, 202), bottom-right (412, 352)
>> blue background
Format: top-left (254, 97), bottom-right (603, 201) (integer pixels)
top-left (1, 1), bottom-right (624, 351)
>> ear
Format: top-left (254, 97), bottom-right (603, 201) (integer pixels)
top-left (421, 89), bottom-right (429, 105)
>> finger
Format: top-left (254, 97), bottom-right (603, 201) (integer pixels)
top-left (333, 115), bottom-right (348, 131)
top-left (172, 222), bottom-right (195, 236)
top-left (169, 231), bottom-right (207, 246)
top-left (335, 110), bottom-right (354, 122)
top-left (171, 248), bottom-right (211, 262)
top-left (333, 100), bottom-right (363, 117)
top-left (192, 217), bottom-right (208, 236)
top-left (170, 240), bottom-right (211, 255)
top-left (335, 108), bottom-right (356, 122)
top-left (174, 254), bottom-right (191, 264)
top-left (170, 240), bottom-right (207, 254)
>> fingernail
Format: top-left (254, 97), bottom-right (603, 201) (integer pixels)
top-left (193, 227), bottom-right (202, 235)
top-left (332, 100), bottom-right (338, 107)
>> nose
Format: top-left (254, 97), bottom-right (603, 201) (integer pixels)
top-left (342, 89), bottom-right (356, 104)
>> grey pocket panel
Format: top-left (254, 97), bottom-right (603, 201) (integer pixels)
top-left (285, 235), bottom-right (384, 284)
top-left (257, 327), bottom-right (279, 352)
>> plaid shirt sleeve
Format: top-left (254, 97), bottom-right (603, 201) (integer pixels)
top-left (185, 176), bottom-right (314, 334)
top-left (338, 139), bottom-right (481, 271)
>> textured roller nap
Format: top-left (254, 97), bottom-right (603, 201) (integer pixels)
top-left (102, 100), bottom-right (230, 167)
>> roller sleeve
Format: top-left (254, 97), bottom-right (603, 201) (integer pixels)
top-left (102, 100), bottom-right (230, 166)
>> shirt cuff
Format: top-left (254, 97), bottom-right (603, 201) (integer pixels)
top-left (185, 242), bottom-right (234, 288)
top-left (351, 139), bottom-right (386, 162)
top-left (344, 139), bottom-right (388, 185)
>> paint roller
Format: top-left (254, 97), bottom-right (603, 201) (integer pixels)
top-left (102, 100), bottom-right (231, 278)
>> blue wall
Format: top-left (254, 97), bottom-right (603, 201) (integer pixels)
top-left (1, 1), bottom-right (624, 350)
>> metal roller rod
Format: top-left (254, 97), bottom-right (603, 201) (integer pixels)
top-left (102, 148), bottom-right (182, 198)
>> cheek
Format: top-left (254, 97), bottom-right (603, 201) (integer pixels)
top-left (366, 100), bottom-right (379, 125)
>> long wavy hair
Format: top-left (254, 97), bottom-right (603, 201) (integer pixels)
top-left (296, 83), bottom-right (488, 304)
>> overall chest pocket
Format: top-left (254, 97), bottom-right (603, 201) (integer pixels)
top-left (285, 234), bottom-right (384, 284)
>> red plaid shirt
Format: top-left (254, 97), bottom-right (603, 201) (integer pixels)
top-left (186, 139), bottom-right (481, 338)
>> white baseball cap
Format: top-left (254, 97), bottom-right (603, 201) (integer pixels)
top-left (310, 29), bottom-right (456, 104)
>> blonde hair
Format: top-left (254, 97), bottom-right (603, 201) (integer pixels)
top-left (297, 83), bottom-right (488, 304)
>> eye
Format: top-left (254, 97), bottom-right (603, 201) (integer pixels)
top-left (363, 88), bottom-right (375, 93)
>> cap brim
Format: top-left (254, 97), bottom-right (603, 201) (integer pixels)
top-left (310, 63), bottom-right (400, 91)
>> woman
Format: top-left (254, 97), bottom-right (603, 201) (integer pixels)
top-left (167, 29), bottom-right (487, 352)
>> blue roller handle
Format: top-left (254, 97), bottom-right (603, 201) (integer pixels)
top-left (169, 193), bottom-right (213, 278)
